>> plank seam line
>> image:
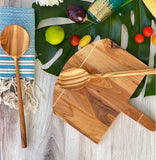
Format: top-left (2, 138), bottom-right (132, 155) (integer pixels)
top-left (137, 113), bottom-right (144, 122)
top-left (80, 41), bottom-right (99, 67)
top-left (53, 41), bottom-right (99, 106)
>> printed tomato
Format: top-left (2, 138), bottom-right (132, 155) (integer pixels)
top-left (70, 34), bottom-right (80, 46)
top-left (152, 34), bottom-right (156, 45)
top-left (143, 26), bottom-right (153, 37)
top-left (135, 34), bottom-right (144, 44)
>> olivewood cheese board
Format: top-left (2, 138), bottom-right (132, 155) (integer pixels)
top-left (53, 39), bottom-right (156, 143)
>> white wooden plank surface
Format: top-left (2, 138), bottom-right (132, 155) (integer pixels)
top-left (0, 0), bottom-right (155, 160)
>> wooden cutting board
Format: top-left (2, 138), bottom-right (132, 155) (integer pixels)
top-left (53, 39), bottom-right (156, 143)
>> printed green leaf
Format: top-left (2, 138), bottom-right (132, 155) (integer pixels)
top-left (32, 1), bottom-right (91, 27)
top-left (144, 54), bottom-right (156, 97)
top-left (33, 0), bottom-right (155, 97)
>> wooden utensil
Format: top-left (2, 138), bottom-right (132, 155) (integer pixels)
top-left (56, 67), bottom-right (156, 90)
top-left (0, 25), bottom-right (29, 148)
top-left (53, 39), bottom-right (156, 143)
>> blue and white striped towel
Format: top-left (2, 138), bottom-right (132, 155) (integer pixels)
top-left (0, 7), bottom-right (38, 113)
top-left (0, 6), bottom-right (35, 80)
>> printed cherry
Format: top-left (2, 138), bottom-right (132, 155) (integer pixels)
top-left (135, 34), bottom-right (144, 44)
top-left (70, 35), bottom-right (80, 46)
top-left (143, 26), bottom-right (153, 37)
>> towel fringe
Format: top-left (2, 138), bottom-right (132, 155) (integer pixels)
top-left (0, 78), bottom-right (40, 114)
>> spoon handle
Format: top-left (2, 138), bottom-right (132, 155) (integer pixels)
top-left (99, 68), bottom-right (156, 78)
top-left (15, 58), bottom-right (27, 148)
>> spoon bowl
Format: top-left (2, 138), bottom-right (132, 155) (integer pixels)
top-left (57, 68), bottom-right (90, 90)
top-left (1, 25), bottom-right (29, 58)
top-left (1, 25), bottom-right (29, 148)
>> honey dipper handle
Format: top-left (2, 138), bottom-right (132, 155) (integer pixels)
top-left (123, 103), bottom-right (156, 131)
top-left (15, 58), bottom-right (27, 148)
top-left (100, 68), bottom-right (156, 78)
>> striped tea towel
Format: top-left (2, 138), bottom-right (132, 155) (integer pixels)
top-left (0, 7), bottom-right (38, 114)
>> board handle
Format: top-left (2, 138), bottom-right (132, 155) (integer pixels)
top-left (123, 103), bottom-right (156, 131)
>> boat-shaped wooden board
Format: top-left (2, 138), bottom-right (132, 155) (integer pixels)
top-left (53, 39), bottom-right (156, 143)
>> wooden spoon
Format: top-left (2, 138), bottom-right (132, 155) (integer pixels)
top-left (0, 25), bottom-right (30, 148)
top-left (56, 67), bottom-right (156, 90)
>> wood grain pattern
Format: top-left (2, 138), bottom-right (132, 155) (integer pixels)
top-left (15, 58), bottom-right (27, 148)
top-left (0, 25), bottom-right (29, 59)
top-left (0, 0), bottom-right (156, 160)
top-left (0, 25), bottom-right (29, 148)
top-left (56, 67), bottom-right (156, 90)
top-left (53, 39), bottom-right (156, 143)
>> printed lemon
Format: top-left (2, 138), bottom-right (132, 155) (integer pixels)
top-left (79, 35), bottom-right (91, 48)
top-left (45, 26), bottom-right (65, 45)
